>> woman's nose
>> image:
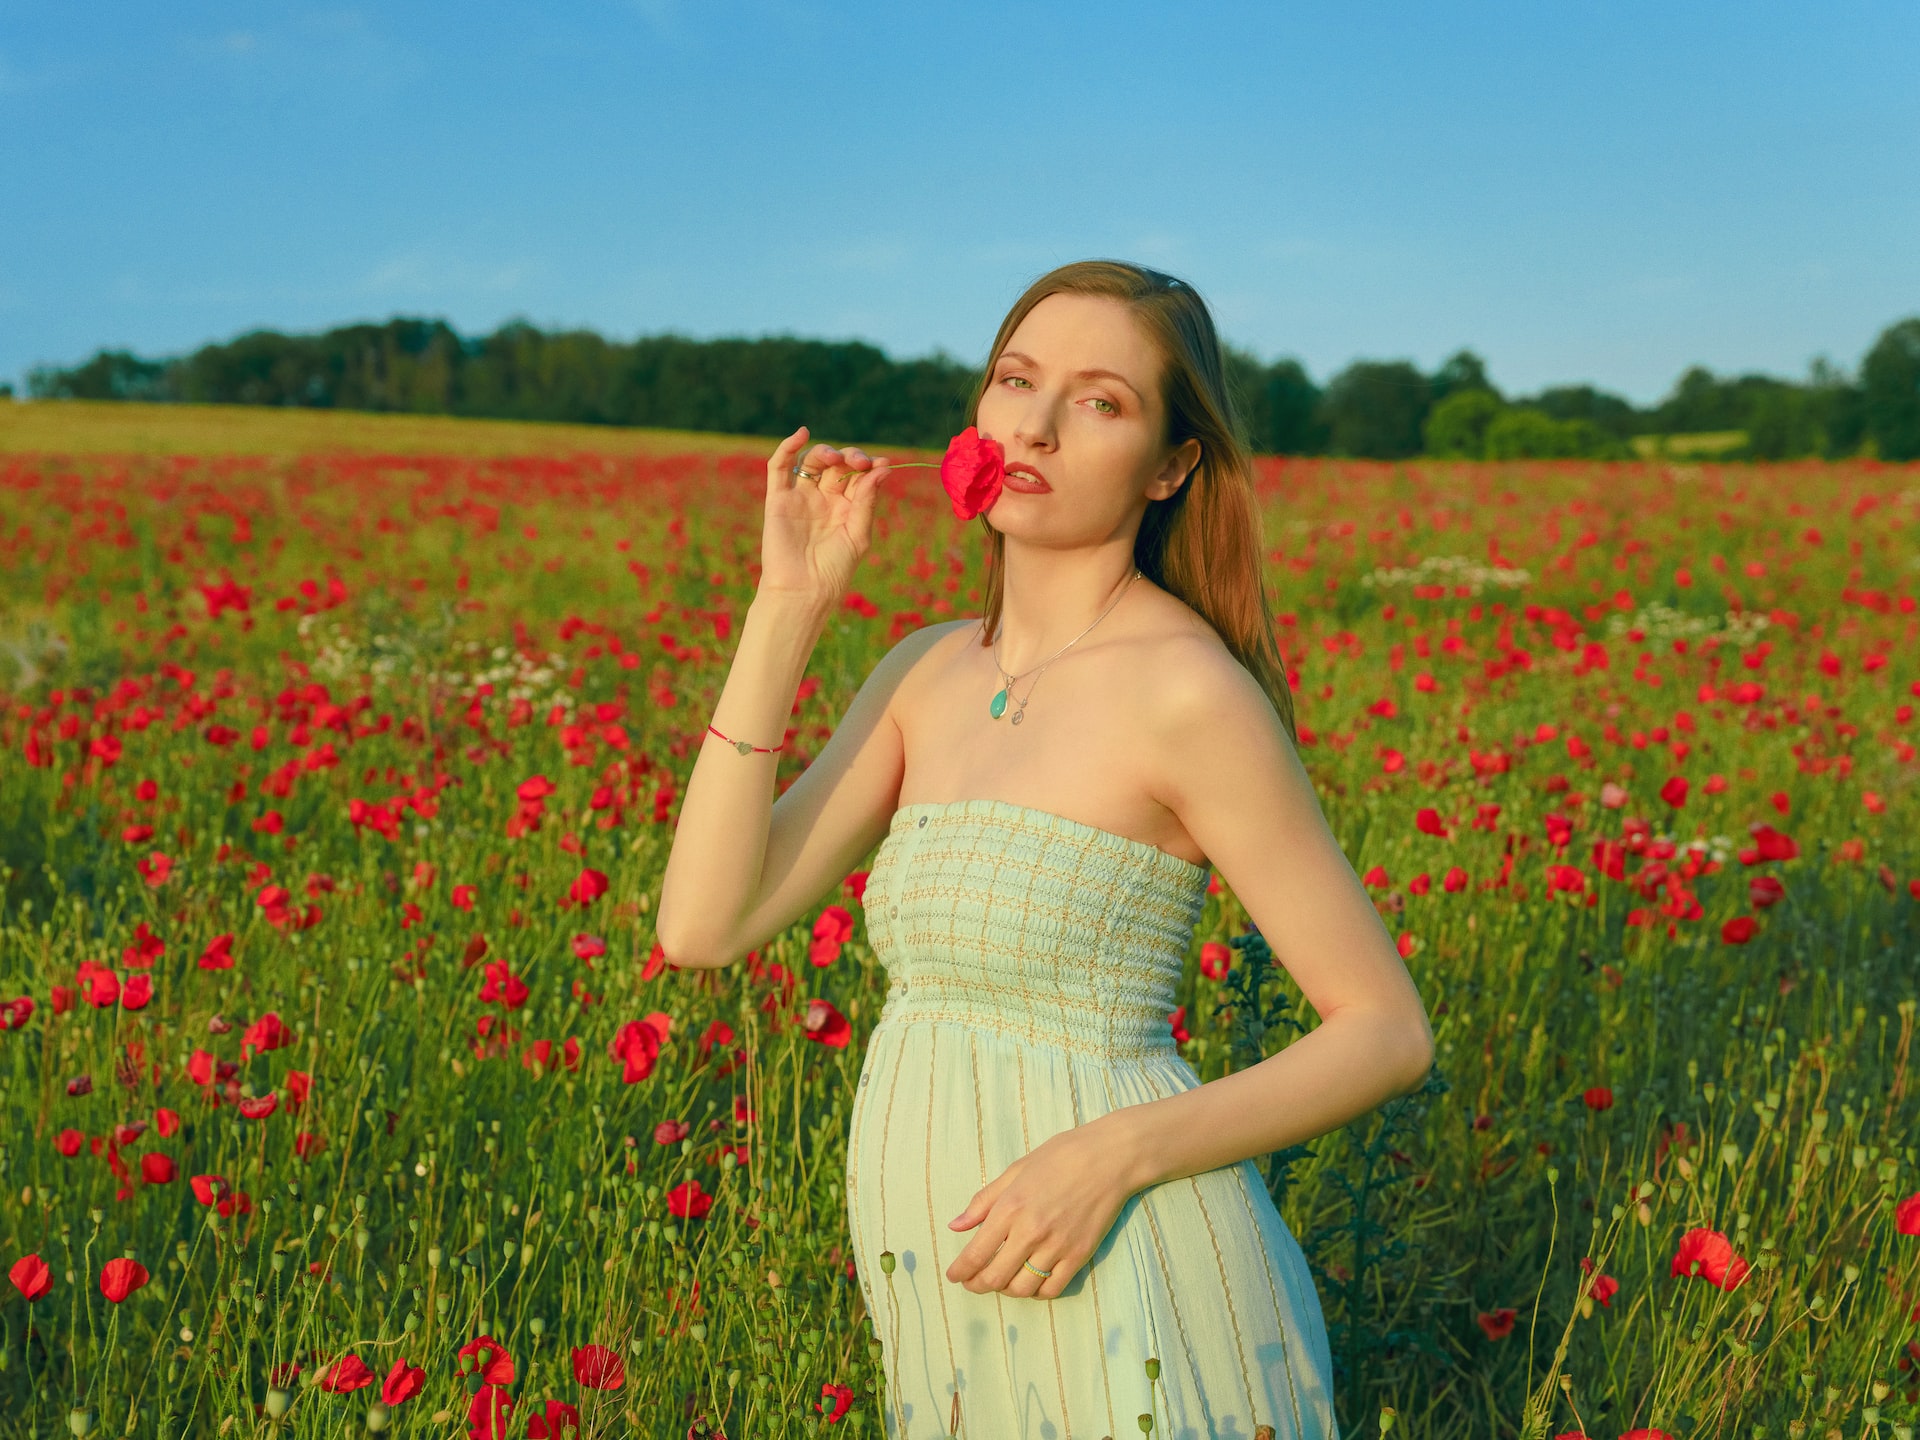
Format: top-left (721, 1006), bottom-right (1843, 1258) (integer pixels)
top-left (1010, 399), bottom-right (1057, 450)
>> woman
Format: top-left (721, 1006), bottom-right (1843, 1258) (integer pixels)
top-left (657, 260), bottom-right (1434, 1439)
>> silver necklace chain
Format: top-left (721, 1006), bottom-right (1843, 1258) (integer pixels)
top-left (987, 566), bottom-right (1143, 726)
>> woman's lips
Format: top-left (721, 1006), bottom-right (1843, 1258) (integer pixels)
top-left (1002, 466), bottom-right (1051, 492)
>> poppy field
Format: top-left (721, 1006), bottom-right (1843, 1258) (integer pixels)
top-left (1, 407), bottom-right (1917, 1439)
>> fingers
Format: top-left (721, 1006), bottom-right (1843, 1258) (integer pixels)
top-left (767, 426), bottom-right (811, 491)
top-left (974, 1244), bottom-right (1060, 1298)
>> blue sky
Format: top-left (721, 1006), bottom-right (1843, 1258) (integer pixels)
top-left (5, 2), bottom-right (1917, 405)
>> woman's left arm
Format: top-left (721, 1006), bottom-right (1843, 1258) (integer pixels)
top-left (1097, 644), bottom-right (1437, 1193)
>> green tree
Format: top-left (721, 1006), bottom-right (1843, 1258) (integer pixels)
top-left (1223, 345), bottom-right (1328, 455)
top-left (1428, 348), bottom-right (1498, 405)
top-left (1423, 389), bottom-right (1505, 458)
top-left (1860, 316), bottom-right (1920, 461)
top-left (1317, 360), bottom-right (1430, 459)
top-left (1485, 407), bottom-right (1630, 460)
top-left (1745, 387), bottom-right (1825, 460)
top-left (1518, 384), bottom-right (1642, 438)
top-left (28, 349), bottom-right (171, 401)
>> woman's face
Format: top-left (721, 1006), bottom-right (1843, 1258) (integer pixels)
top-left (974, 291), bottom-right (1200, 533)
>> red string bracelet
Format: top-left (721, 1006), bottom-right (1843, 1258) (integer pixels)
top-left (707, 722), bottom-right (785, 756)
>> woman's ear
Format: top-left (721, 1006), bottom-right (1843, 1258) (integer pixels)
top-left (1154, 438), bottom-right (1203, 498)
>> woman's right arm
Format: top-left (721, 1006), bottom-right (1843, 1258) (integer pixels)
top-left (654, 424), bottom-right (895, 968)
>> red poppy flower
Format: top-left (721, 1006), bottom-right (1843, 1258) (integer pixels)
top-left (242, 1010), bottom-right (293, 1057)
top-left (452, 884), bottom-right (478, 911)
top-left (940, 425), bottom-right (1005, 519)
top-left (525, 1400), bottom-right (581, 1439)
top-left (655, 1118), bottom-right (691, 1145)
top-left (381, 1358), bottom-right (426, 1406)
top-left (1894, 1192), bottom-right (1920, 1236)
top-left (120, 973), bottom-right (153, 1011)
top-left (237, 1093), bottom-right (279, 1120)
top-left (140, 1153), bottom-right (175, 1184)
top-left (9, 1254), bottom-right (51, 1302)
top-left (800, 998), bottom-right (850, 1048)
top-left (99, 1257), bottom-right (149, 1303)
top-left (320, 1353), bottom-right (374, 1392)
top-left (198, 933), bottom-right (236, 970)
top-left (816, 1382), bottom-right (855, 1422)
top-left (121, 921), bottom-right (164, 968)
top-left (1721, 916), bottom-right (1758, 945)
top-left (1474, 1307), bottom-right (1517, 1340)
top-left (190, 1174), bottom-right (229, 1206)
top-left (1579, 1256), bottom-right (1620, 1307)
top-left (571, 1344), bottom-right (625, 1390)
top-left (1198, 942), bottom-right (1231, 980)
top-left (154, 1106), bottom-right (181, 1137)
top-left (667, 1179), bottom-right (714, 1220)
top-left (572, 933), bottom-right (606, 963)
top-left (77, 960), bottom-right (120, 1009)
top-left (1582, 1087), bottom-right (1614, 1112)
top-left (456, 1334), bottom-right (516, 1387)
top-left (1670, 1227), bottom-right (1749, 1290)
top-left (609, 1019), bottom-right (663, 1083)
top-left (568, 868), bottom-right (609, 905)
top-left (478, 959), bottom-right (529, 1009)
top-left (54, 1128), bottom-right (83, 1157)
top-left (466, 1385), bottom-right (515, 1440)
top-left (1658, 775), bottom-right (1689, 808)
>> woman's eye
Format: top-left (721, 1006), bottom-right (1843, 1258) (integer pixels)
top-left (1090, 398), bottom-right (1117, 415)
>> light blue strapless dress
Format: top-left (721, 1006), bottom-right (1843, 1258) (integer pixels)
top-left (846, 798), bottom-right (1340, 1440)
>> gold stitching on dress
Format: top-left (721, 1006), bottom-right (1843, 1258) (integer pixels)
top-left (1014, 1047), bottom-right (1074, 1436)
top-left (1233, 1164), bottom-right (1308, 1437)
top-left (967, 1030), bottom-right (1013, 1435)
top-left (1139, 1186), bottom-right (1219, 1439)
top-left (1187, 1172), bottom-right (1260, 1424)
top-left (1066, 1061), bottom-right (1117, 1440)
top-left (867, 1024), bottom-right (913, 1440)
top-left (925, 1025), bottom-right (962, 1430)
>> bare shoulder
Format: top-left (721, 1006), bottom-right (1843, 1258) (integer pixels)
top-left (882, 615), bottom-right (980, 715)
top-left (1126, 596), bottom-right (1296, 801)
top-left (1131, 595), bottom-right (1266, 723)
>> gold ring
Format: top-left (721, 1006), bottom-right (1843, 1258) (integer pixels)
top-left (792, 466), bottom-right (820, 481)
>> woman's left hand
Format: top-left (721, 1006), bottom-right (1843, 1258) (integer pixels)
top-left (944, 1119), bottom-right (1137, 1299)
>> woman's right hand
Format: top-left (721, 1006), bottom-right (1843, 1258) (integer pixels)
top-left (757, 425), bottom-right (893, 606)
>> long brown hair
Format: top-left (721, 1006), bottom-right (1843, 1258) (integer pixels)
top-left (964, 259), bottom-right (1299, 745)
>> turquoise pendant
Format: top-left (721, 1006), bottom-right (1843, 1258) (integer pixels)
top-left (989, 687), bottom-right (1008, 719)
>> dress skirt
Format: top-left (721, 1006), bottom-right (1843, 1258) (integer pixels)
top-left (846, 798), bottom-right (1341, 1440)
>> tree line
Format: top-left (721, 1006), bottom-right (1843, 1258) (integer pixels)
top-left (21, 313), bottom-right (1920, 461)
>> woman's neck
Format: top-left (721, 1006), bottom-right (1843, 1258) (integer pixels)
top-left (989, 546), bottom-right (1140, 675)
